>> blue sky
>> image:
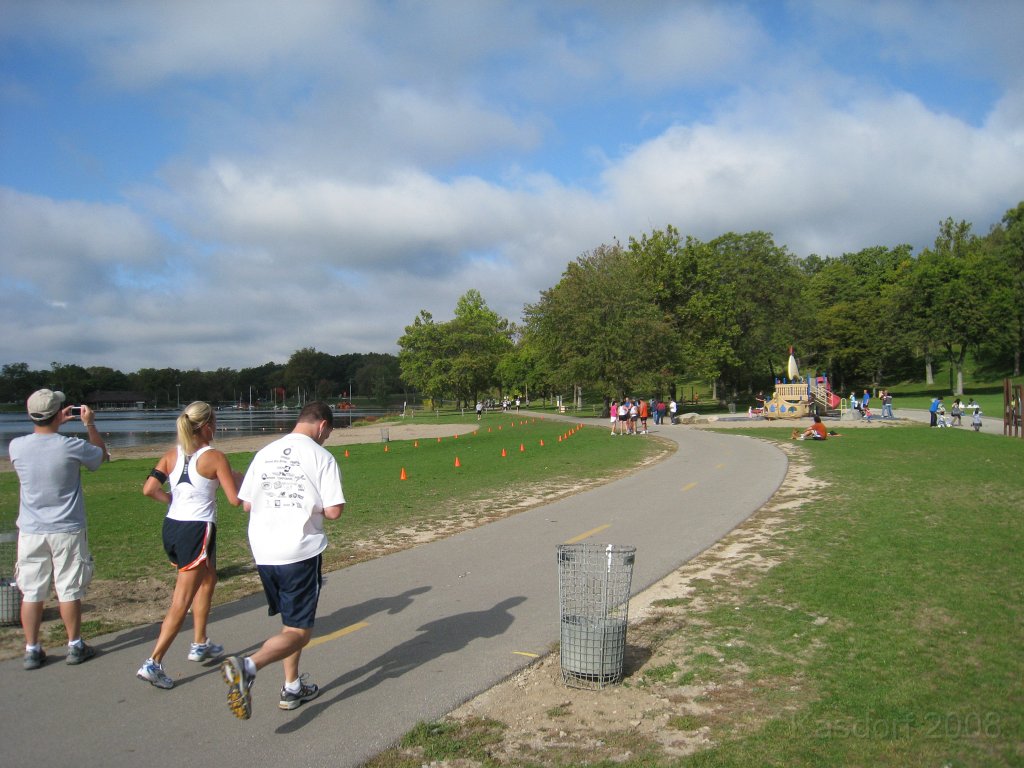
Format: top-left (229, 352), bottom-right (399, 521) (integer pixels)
top-left (2, 0), bottom-right (1023, 373)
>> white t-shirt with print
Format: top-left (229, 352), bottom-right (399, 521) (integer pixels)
top-left (239, 433), bottom-right (345, 565)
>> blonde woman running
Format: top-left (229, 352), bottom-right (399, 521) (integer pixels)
top-left (136, 402), bottom-right (242, 689)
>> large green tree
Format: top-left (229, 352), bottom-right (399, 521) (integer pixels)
top-left (634, 229), bottom-right (804, 398)
top-left (980, 202), bottom-right (1024, 375)
top-left (803, 244), bottom-right (913, 390)
top-left (906, 218), bottom-right (1004, 394)
top-left (283, 347), bottom-right (336, 402)
top-left (397, 290), bottom-right (513, 407)
top-left (524, 242), bottom-right (674, 402)
top-left (447, 289), bottom-right (514, 405)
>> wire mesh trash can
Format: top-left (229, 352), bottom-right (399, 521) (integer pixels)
top-left (0, 531), bottom-right (20, 626)
top-left (380, 427), bottom-right (390, 442)
top-left (557, 543), bottom-right (635, 689)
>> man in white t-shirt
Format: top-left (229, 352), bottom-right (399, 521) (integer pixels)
top-left (220, 401), bottom-right (345, 720)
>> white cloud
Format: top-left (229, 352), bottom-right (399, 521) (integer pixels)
top-left (601, 85), bottom-right (1024, 256)
top-left (1, 1), bottom-right (1022, 373)
top-left (612, 4), bottom-right (766, 88)
top-left (0, 188), bottom-right (166, 297)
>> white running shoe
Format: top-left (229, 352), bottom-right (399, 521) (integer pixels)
top-left (137, 658), bottom-right (174, 689)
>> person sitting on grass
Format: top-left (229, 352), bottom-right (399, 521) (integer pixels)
top-left (793, 415), bottom-right (828, 441)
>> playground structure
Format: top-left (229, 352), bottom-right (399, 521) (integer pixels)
top-left (754, 347), bottom-right (841, 420)
top-left (757, 373), bottom-right (1021, 430)
top-left (1004, 379), bottom-right (1023, 438)
top-left (760, 374), bottom-right (841, 420)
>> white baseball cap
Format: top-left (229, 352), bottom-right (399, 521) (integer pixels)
top-left (26, 389), bottom-right (66, 422)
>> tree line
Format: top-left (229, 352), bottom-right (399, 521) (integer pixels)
top-left (4, 203), bottom-right (1021, 410)
top-left (398, 202), bottom-right (1023, 404)
top-left (0, 350), bottom-right (403, 409)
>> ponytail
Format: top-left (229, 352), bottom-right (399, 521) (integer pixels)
top-left (176, 401), bottom-right (214, 455)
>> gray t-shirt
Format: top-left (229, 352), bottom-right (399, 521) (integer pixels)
top-left (9, 433), bottom-right (105, 534)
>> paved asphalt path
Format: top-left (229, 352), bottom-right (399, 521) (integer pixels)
top-left (0, 418), bottom-right (787, 767)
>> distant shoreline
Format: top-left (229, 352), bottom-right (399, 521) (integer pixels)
top-left (0, 421), bottom-right (471, 472)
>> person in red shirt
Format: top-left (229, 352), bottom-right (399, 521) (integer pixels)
top-left (797, 415), bottom-right (828, 440)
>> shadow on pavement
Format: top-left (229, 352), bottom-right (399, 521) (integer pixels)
top-left (274, 595), bottom-right (527, 734)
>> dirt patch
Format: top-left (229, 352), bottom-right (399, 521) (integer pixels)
top-left (388, 440), bottom-right (825, 765)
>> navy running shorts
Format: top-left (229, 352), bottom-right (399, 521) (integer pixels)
top-left (162, 519), bottom-right (216, 572)
top-left (256, 554), bottom-right (323, 629)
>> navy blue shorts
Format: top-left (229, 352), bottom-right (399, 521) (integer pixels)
top-left (162, 519), bottom-right (216, 571)
top-left (256, 554), bottom-right (323, 629)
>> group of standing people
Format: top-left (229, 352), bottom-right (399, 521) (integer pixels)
top-left (850, 389), bottom-right (895, 420)
top-left (609, 397), bottom-right (648, 435)
top-left (929, 396), bottom-right (981, 428)
top-left (609, 397), bottom-right (679, 434)
top-left (10, 390), bottom-right (344, 721)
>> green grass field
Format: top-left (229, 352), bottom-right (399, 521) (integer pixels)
top-left (677, 426), bottom-right (1023, 767)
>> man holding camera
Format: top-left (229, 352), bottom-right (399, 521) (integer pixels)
top-left (9, 389), bottom-right (108, 670)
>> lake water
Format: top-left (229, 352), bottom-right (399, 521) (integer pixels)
top-left (0, 408), bottom-right (359, 458)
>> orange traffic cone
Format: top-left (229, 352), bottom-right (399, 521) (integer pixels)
top-left (501, 448), bottom-right (507, 457)
top-left (539, 439), bottom-right (545, 447)
top-left (344, 449), bottom-right (349, 458)
top-left (519, 443), bottom-right (525, 452)
top-left (414, 440), bottom-right (418, 448)
top-left (454, 456), bottom-right (461, 468)
top-left (384, 444), bottom-right (389, 452)
top-left (400, 467), bottom-right (407, 480)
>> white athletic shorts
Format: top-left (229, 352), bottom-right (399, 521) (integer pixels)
top-left (16, 530), bottom-right (94, 602)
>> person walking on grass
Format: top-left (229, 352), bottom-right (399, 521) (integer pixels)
top-left (10, 389), bottom-right (108, 670)
top-left (136, 401), bottom-right (243, 689)
top-left (220, 401), bottom-right (345, 719)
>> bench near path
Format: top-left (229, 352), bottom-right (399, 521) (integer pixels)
top-left (0, 416), bottom-right (787, 768)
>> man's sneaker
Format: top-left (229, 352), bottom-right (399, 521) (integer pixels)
top-left (23, 648), bottom-right (46, 670)
top-left (221, 655), bottom-right (255, 720)
top-left (137, 658), bottom-right (174, 689)
top-left (66, 641), bottom-right (95, 665)
top-left (187, 639), bottom-right (224, 662)
top-left (278, 674), bottom-right (320, 711)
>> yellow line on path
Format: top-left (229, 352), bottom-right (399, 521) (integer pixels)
top-left (564, 524), bottom-right (610, 544)
top-left (308, 621), bottom-right (370, 648)
top-left (513, 651), bottom-right (540, 658)
top-left (682, 481), bottom-right (698, 492)
top-left (715, 463), bottom-right (726, 470)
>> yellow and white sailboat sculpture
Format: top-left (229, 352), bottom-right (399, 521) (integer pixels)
top-left (787, 346), bottom-right (800, 380)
